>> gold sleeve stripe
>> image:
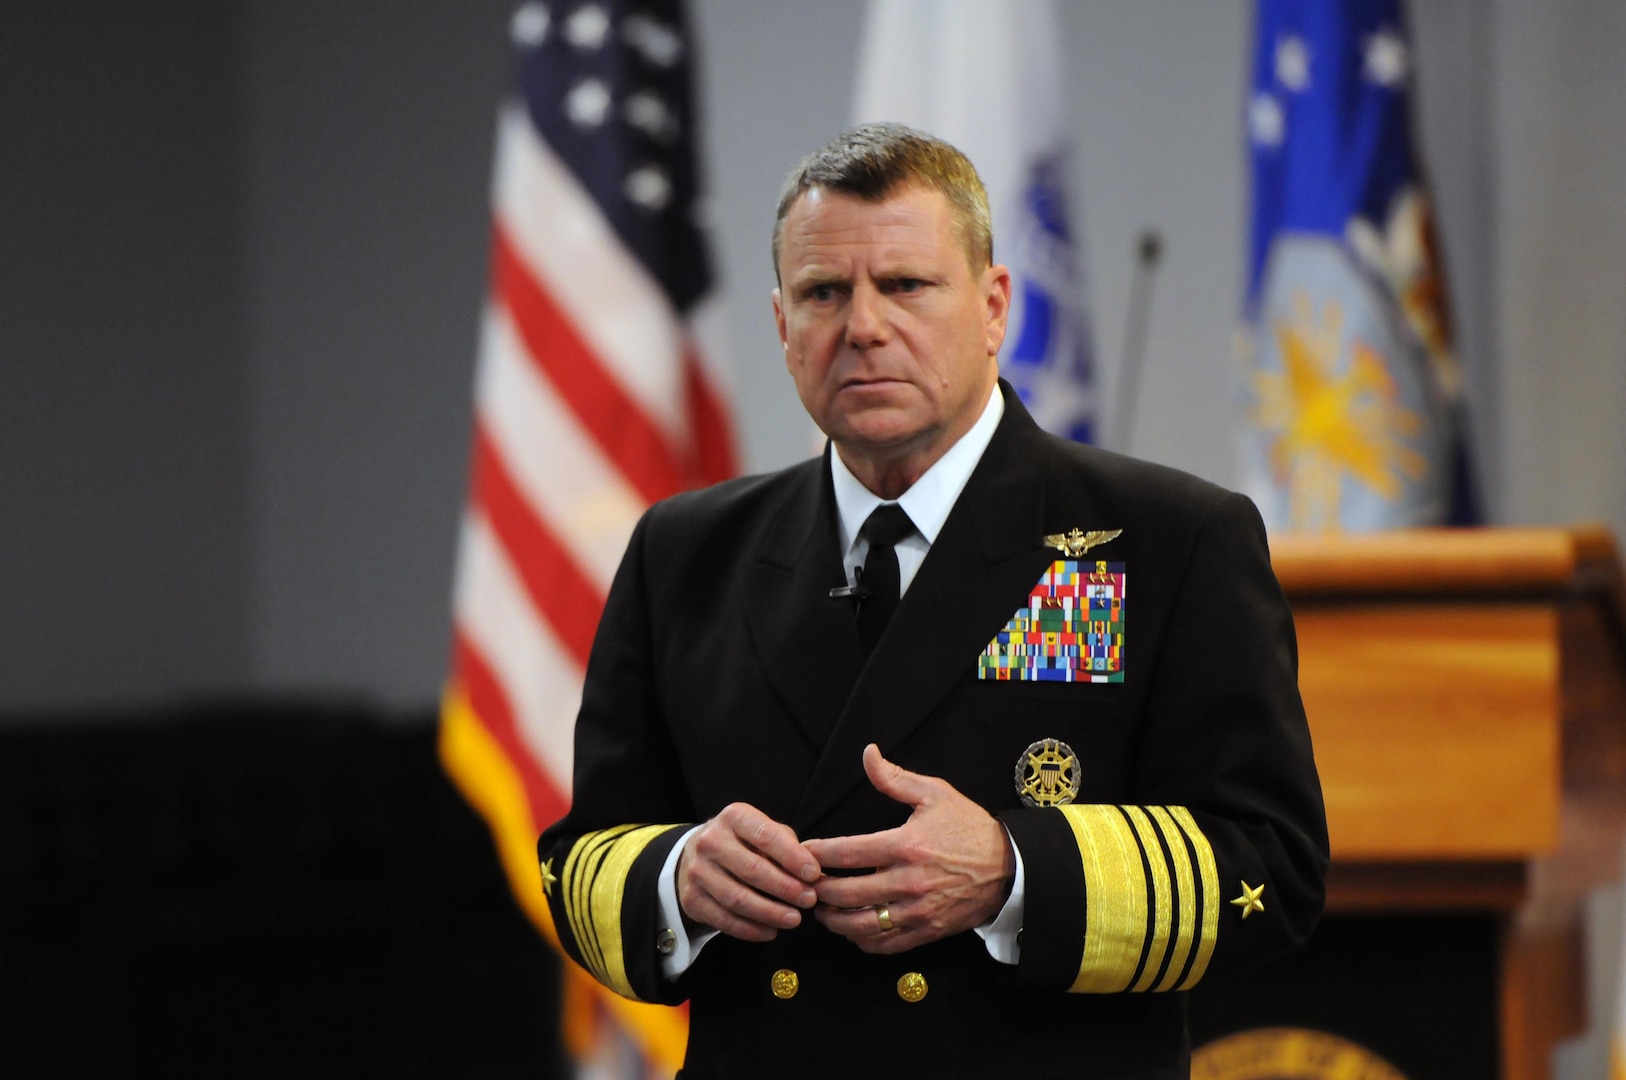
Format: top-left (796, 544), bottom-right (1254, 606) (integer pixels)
top-left (1119, 806), bottom-right (1173, 993)
top-left (560, 824), bottom-right (672, 1000)
top-left (1169, 806), bottom-right (1220, 990)
top-left (1057, 804), bottom-right (1220, 994)
top-left (563, 825), bottom-right (637, 983)
top-left (584, 824), bottom-right (673, 999)
top-left (1146, 806), bottom-right (1199, 992)
top-left (1059, 804), bottom-right (1148, 992)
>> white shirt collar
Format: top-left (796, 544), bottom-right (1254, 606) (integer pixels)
top-left (830, 383), bottom-right (1005, 559)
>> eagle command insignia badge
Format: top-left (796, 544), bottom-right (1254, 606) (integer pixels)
top-left (979, 560), bottom-right (1126, 682)
top-left (1015, 738), bottom-right (1081, 808)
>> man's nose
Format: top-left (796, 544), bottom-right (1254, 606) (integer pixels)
top-left (844, 284), bottom-right (889, 348)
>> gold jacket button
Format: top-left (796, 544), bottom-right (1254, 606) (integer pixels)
top-left (770, 969), bottom-right (800, 1000)
top-left (655, 928), bottom-right (677, 956)
top-left (896, 972), bottom-right (928, 1003)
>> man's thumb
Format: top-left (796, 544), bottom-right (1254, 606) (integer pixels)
top-left (862, 743), bottom-right (932, 807)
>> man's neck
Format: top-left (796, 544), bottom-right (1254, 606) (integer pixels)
top-left (828, 383), bottom-right (1006, 560)
top-left (837, 450), bottom-right (932, 502)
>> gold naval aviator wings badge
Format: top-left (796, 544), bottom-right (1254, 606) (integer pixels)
top-left (1015, 738), bottom-right (1081, 808)
top-left (1043, 528), bottom-right (1123, 558)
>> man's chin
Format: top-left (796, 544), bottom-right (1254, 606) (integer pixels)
top-left (831, 417), bottom-right (936, 462)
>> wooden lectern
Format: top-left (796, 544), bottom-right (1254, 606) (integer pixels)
top-left (1269, 526), bottom-right (1626, 1080)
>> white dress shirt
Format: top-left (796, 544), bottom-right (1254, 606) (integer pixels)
top-left (656, 384), bottom-right (1026, 978)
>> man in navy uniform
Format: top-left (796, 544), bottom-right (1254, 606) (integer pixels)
top-left (539, 124), bottom-right (1327, 1078)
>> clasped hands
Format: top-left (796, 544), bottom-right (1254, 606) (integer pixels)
top-left (675, 744), bottom-right (1015, 955)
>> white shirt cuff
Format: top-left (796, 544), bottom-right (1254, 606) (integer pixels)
top-left (974, 830), bottom-right (1025, 965)
top-left (657, 825), bottom-right (719, 979)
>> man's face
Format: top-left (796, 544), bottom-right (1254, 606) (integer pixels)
top-left (772, 184), bottom-right (1010, 477)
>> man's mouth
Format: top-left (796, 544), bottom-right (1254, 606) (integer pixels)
top-left (840, 376), bottom-right (905, 390)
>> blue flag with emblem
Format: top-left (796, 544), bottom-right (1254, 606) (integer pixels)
top-left (1239, 0), bottom-right (1475, 531)
top-left (854, 0), bottom-right (1096, 444)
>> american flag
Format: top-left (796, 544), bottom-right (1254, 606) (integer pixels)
top-left (440, 1), bottom-right (732, 1072)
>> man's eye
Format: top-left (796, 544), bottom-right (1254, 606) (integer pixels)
top-left (894, 278), bottom-right (925, 293)
top-left (808, 284), bottom-right (837, 302)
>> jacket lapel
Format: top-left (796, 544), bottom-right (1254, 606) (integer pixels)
top-left (743, 451), bottom-right (865, 750)
top-left (791, 388), bottom-right (1066, 833)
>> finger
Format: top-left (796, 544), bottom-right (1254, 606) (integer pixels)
top-left (811, 866), bottom-right (920, 910)
top-left (703, 875), bottom-right (808, 931)
top-left (803, 828), bottom-right (905, 872)
top-left (678, 811), bottom-right (817, 936)
top-left (690, 838), bottom-right (816, 913)
top-left (684, 857), bottom-right (808, 932)
top-left (813, 905), bottom-right (933, 955)
top-left (682, 888), bottom-right (786, 943)
top-left (811, 902), bottom-right (888, 940)
top-left (862, 743), bottom-right (939, 809)
top-left (854, 925), bottom-right (934, 955)
top-left (704, 808), bottom-right (818, 907)
top-left (721, 804), bottom-right (822, 888)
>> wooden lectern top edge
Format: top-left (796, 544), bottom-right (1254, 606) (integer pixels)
top-left (1267, 524), bottom-right (1621, 599)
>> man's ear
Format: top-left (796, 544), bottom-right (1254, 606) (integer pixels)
top-left (772, 287), bottom-right (788, 353)
top-left (983, 264), bottom-right (1013, 356)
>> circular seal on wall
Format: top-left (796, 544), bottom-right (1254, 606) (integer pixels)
top-left (1192, 1027), bottom-right (1410, 1080)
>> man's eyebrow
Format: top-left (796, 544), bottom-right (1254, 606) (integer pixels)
top-left (790, 268), bottom-right (849, 288)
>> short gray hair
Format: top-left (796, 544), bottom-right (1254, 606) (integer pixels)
top-left (771, 122), bottom-right (993, 281)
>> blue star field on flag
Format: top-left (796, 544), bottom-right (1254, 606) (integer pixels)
top-left (514, 0), bottom-right (711, 314)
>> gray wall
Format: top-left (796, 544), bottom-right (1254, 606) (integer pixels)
top-left (239, 2), bottom-right (510, 702)
top-left (1491, 0), bottom-right (1626, 535)
top-left (1, 3), bottom-right (252, 711)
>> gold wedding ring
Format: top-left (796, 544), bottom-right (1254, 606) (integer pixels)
top-left (876, 904), bottom-right (894, 932)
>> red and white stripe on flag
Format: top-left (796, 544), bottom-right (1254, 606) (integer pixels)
top-left (440, 3), bottom-right (734, 1073)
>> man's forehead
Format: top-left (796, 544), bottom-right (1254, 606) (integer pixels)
top-left (780, 185), bottom-right (957, 262)
top-left (785, 182), bottom-right (950, 223)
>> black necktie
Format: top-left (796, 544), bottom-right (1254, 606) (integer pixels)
top-left (856, 503), bottom-right (916, 656)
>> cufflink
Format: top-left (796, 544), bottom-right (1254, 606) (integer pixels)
top-left (656, 927), bottom-right (677, 956)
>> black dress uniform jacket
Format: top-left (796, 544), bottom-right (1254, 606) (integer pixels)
top-left (538, 383), bottom-right (1329, 1079)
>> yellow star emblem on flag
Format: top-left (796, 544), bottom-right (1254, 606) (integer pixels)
top-left (1251, 292), bottom-right (1427, 530)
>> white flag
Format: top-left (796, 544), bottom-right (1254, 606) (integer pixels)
top-left (855, 0), bottom-right (1096, 443)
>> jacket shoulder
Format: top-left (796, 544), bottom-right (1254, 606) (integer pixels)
top-left (1034, 434), bottom-right (1257, 537)
top-left (637, 456), bottom-right (823, 567)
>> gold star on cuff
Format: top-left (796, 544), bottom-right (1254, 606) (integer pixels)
top-left (540, 857), bottom-right (557, 898)
top-left (1231, 880), bottom-right (1265, 919)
